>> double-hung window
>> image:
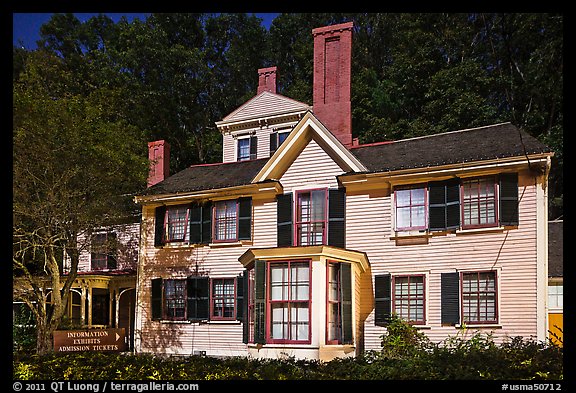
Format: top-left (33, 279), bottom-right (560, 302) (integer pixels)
top-left (163, 279), bottom-right (187, 320)
top-left (395, 186), bottom-right (427, 231)
top-left (393, 275), bottom-right (425, 324)
top-left (214, 200), bottom-right (238, 242)
top-left (461, 271), bottom-right (497, 324)
top-left (211, 278), bottom-right (236, 320)
top-left (268, 261), bottom-right (311, 343)
top-left (91, 232), bottom-right (117, 271)
top-left (296, 189), bottom-right (327, 246)
top-left (165, 205), bottom-right (189, 243)
top-left (461, 177), bottom-right (497, 229)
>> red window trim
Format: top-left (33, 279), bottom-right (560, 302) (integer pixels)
top-left (163, 205), bottom-right (190, 243)
top-left (212, 200), bottom-right (239, 243)
top-left (392, 274), bottom-right (426, 325)
top-left (460, 270), bottom-right (498, 325)
top-left (162, 278), bottom-right (187, 321)
top-left (266, 259), bottom-right (312, 345)
top-left (460, 176), bottom-right (499, 230)
top-left (209, 277), bottom-right (237, 321)
top-left (394, 184), bottom-right (428, 231)
top-left (294, 188), bottom-right (328, 246)
top-left (325, 261), bottom-right (342, 345)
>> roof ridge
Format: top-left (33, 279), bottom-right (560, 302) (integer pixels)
top-left (389, 122), bottom-right (513, 145)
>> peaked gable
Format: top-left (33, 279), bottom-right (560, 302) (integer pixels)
top-left (252, 111), bottom-right (367, 183)
top-left (219, 91), bottom-right (311, 124)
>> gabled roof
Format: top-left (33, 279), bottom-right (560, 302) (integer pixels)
top-left (140, 158), bottom-right (269, 196)
top-left (350, 122), bottom-right (553, 173)
top-left (217, 91), bottom-right (311, 125)
top-left (252, 111), bottom-right (367, 182)
top-left (139, 122), bottom-right (553, 199)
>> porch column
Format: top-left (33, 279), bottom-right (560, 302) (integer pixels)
top-left (80, 285), bottom-right (87, 326)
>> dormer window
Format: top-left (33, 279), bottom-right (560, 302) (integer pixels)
top-left (237, 136), bottom-right (257, 161)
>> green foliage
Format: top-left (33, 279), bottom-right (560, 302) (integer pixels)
top-left (13, 326), bottom-right (562, 381)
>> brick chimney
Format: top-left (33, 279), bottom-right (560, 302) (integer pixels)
top-left (257, 66), bottom-right (277, 94)
top-left (147, 140), bottom-right (170, 187)
top-left (312, 22), bottom-right (354, 147)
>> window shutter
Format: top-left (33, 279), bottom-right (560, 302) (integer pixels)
top-left (340, 263), bottom-right (353, 344)
top-left (277, 193), bottom-right (293, 247)
top-left (236, 273), bottom-right (244, 322)
top-left (151, 278), bottom-right (163, 320)
top-left (187, 276), bottom-right (210, 321)
top-left (250, 136), bottom-right (258, 160)
top-left (374, 274), bottom-right (391, 326)
top-left (429, 179), bottom-right (460, 231)
top-left (269, 133), bottom-right (277, 156)
top-left (253, 260), bottom-right (267, 344)
top-left (238, 197), bottom-right (252, 240)
top-left (106, 232), bottom-right (117, 270)
top-left (201, 202), bottom-right (212, 244)
top-left (445, 179), bottom-right (461, 229)
top-left (154, 206), bottom-right (167, 247)
top-left (499, 173), bottom-right (519, 226)
top-left (328, 188), bottom-right (346, 248)
top-left (189, 203), bottom-right (202, 244)
top-left (441, 272), bottom-right (460, 325)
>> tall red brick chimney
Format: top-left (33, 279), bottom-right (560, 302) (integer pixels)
top-left (312, 22), bottom-right (354, 147)
top-left (147, 140), bottom-right (170, 187)
top-left (257, 66), bottom-right (277, 94)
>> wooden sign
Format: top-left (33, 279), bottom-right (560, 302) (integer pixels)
top-left (53, 328), bottom-right (126, 353)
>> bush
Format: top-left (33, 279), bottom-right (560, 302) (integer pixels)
top-left (13, 321), bottom-right (562, 381)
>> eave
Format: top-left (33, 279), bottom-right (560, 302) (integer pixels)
top-left (339, 153), bottom-right (553, 192)
top-left (134, 180), bottom-right (283, 206)
top-left (238, 245), bottom-right (370, 273)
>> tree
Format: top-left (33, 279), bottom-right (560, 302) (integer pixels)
top-left (13, 49), bottom-right (149, 354)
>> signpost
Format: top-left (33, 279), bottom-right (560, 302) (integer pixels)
top-left (53, 328), bottom-right (126, 353)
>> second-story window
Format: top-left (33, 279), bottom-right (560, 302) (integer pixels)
top-left (214, 200), bottom-right (238, 241)
top-left (461, 177), bottom-right (497, 228)
top-left (395, 186), bottom-right (427, 231)
top-left (296, 189), bottom-right (327, 246)
top-left (91, 232), bottom-right (117, 271)
top-left (165, 205), bottom-right (189, 243)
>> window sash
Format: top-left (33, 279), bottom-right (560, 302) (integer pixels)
top-left (461, 178), bottom-right (498, 228)
top-left (165, 206), bottom-right (189, 243)
top-left (211, 278), bottom-right (236, 320)
top-left (461, 271), bottom-right (497, 324)
top-left (393, 275), bottom-right (425, 324)
top-left (327, 263), bottom-right (342, 343)
top-left (237, 138), bottom-right (251, 161)
top-left (268, 261), bottom-right (311, 343)
top-left (295, 189), bottom-right (327, 246)
top-left (91, 233), bottom-right (109, 270)
top-left (395, 186), bottom-right (427, 230)
top-left (164, 279), bottom-right (187, 320)
top-left (214, 200), bottom-right (238, 241)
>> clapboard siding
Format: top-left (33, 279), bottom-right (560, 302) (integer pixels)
top-left (347, 173), bottom-right (541, 348)
top-left (279, 139), bottom-right (343, 192)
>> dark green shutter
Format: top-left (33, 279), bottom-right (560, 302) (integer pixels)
top-left (499, 173), bottom-right (519, 226)
top-left (189, 203), bottom-right (202, 244)
top-left (236, 273), bottom-right (244, 322)
top-left (106, 232), bottom-right (117, 270)
top-left (328, 188), bottom-right (346, 248)
top-left (154, 206), bottom-right (167, 247)
top-left (270, 133), bottom-right (277, 156)
top-left (250, 136), bottom-right (258, 160)
top-left (429, 179), bottom-right (460, 231)
top-left (238, 197), bottom-right (252, 240)
top-left (374, 274), bottom-right (391, 326)
top-left (187, 276), bottom-right (210, 321)
top-left (441, 272), bottom-right (460, 325)
top-left (254, 260), bottom-right (267, 344)
top-left (277, 193), bottom-right (293, 247)
top-left (201, 202), bottom-right (212, 244)
top-left (340, 263), bottom-right (353, 344)
top-left (151, 278), bottom-right (163, 320)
